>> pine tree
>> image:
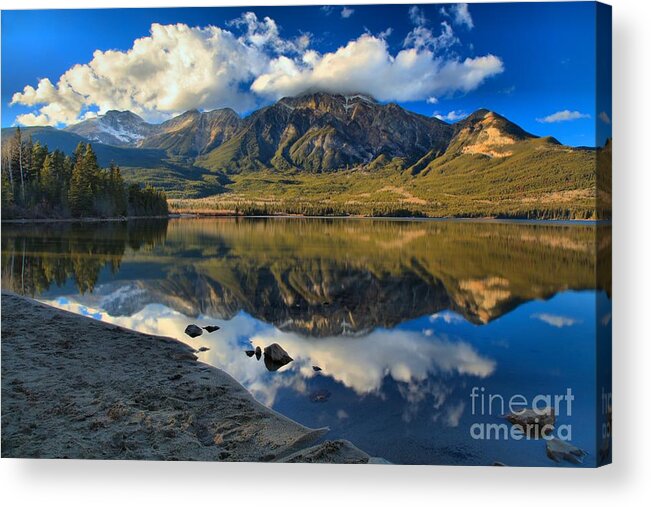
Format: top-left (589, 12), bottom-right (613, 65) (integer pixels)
top-left (1, 166), bottom-right (14, 212)
top-left (11, 127), bottom-right (25, 204)
top-left (30, 141), bottom-right (47, 182)
top-left (68, 144), bottom-right (95, 217)
top-left (41, 153), bottom-right (57, 203)
top-left (109, 164), bottom-right (127, 216)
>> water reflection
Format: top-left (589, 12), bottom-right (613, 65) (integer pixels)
top-left (1, 220), bottom-right (168, 295)
top-left (1, 218), bottom-right (608, 466)
top-left (3, 218), bottom-right (598, 332)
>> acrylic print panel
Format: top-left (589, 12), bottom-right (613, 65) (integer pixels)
top-left (0, 2), bottom-right (612, 467)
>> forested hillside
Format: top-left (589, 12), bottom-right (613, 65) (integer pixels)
top-left (1, 128), bottom-right (168, 219)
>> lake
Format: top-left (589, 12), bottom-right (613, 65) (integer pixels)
top-left (1, 217), bottom-right (611, 466)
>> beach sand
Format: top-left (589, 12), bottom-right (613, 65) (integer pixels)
top-left (1, 293), bottom-right (370, 463)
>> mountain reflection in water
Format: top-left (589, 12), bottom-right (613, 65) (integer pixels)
top-left (1, 218), bottom-right (609, 466)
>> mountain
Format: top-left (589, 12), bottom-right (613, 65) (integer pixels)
top-left (3, 93), bottom-right (601, 217)
top-left (139, 108), bottom-right (241, 157)
top-left (65, 110), bottom-right (155, 146)
top-left (197, 92), bottom-right (453, 173)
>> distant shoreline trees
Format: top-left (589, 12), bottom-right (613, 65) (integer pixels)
top-left (1, 128), bottom-right (168, 219)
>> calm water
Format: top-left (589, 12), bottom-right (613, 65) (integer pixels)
top-left (1, 218), bottom-right (611, 466)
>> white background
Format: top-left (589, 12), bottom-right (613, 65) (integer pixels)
top-left (0, 0), bottom-right (649, 505)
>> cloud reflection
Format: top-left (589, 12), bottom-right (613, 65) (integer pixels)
top-left (43, 290), bottom-right (496, 410)
top-left (531, 313), bottom-right (581, 328)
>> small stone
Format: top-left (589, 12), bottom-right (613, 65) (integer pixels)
top-left (203, 325), bottom-right (220, 333)
top-left (245, 350), bottom-right (255, 357)
top-left (196, 346), bottom-right (210, 353)
top-left (312, 365), bottom-right (322, 372)
top-left (546, 438), bottom-right (587, 464)
top-left (184, 324), bottom-right (203, 338)
top-left (255, 346), bottom-right (262, 360)
top-left (506, 407), bottom-right (555, 437)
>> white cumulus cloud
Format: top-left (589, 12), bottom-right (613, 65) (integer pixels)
top-left (253, 34), bottom-right (503, 102)
top-left (536, 110), bottom-right (591, 123)
top-left (11, 11), bottom-right (503, 126)
top-left (12, 21), bottom-right (273, 125)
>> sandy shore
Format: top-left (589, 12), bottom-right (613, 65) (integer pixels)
top-left (1, 293), bottom-right (370, 463)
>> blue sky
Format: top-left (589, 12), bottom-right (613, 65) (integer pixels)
top-left (2, 3), bottom-right (611, 146)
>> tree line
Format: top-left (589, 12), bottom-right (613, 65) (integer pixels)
top-left (1, 127), bottom-right (168, 219)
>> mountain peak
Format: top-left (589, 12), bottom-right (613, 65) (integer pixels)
top-left (104, 109), bottom-right (143, 118)
top-left (461, 109), bottom-right (497, 122)
top-left (456, 109), bottom-right (533, 138)
top-left (444, 108), bottom-right (536, 158)
top-left (177, 109), bottom-right (201, 117)
top-left (279, 91), bottom-right (379, 110)
top-left (64, 109), bottom-right (153, 146)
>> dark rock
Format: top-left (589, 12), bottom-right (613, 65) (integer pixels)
top-left (203, 325), bottom-right (220, 333)
top-left (245, 350), bottom-right (255, 357)
top-left (197, 346), bottom-right (210, 353)
top-left (312, 365), bottom-right (322, 372)
top-left (263, 343), bottom-right (293, 365)
top-left (506, 407), bottom-right (555, 437)
top-left (310, 389), bottom-right (331, 403)
top-left (184, 324), bottom-right (203, 338)
top-left (546, 438), bottom-right (587, 464)
top-left (255, 346), bottom-right (262, 360)
top-left (263, 343), bottom-right (292, 370)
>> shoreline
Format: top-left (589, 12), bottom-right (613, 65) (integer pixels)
top-left (1, 214), bottom-right (172, 224)
top-left (0, 292), bottom-right (372, 463)
top-left (1, 213), bottom-right (605, 226)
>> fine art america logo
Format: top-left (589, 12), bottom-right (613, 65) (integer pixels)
top-left (469, 386), bottom-right (575, 441)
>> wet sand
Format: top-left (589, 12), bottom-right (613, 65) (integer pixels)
top-left (1, 293), bottom-right (370, 463)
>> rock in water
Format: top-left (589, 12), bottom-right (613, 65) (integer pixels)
top-left (546, 438), bottom-right (587, 464)
top-left (312, 366), bottom-right (322, 372)
top-left (263, 343), bottom-right (293, 371)
top-left (197, 346), bottom-right (210, 353)
top-left (203, 325), bottom-right (220, 333)
top-left (505, 407), bottom-right (555, 437)
top-left (245, 350), bottom-right (255, 357)
top-left (184, 324), bottom-right (203, 338)
top-left (255, 346), bottom-right (262, 360)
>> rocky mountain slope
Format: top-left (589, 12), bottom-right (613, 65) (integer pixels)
top-left (197, 93), bottom-right (453, 173)
top-left (139, 108), bottom-right (242, 157)
top-left (4, 92), bottom-right (603, 218)
top-left (65, 110), bottom-right (156, 146)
